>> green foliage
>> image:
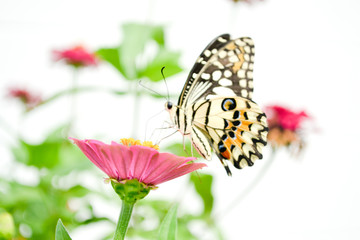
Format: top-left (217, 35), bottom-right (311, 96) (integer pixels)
top-left (12, 126), bottom-right (90, 174)
top-left (0, 126), bottom-right (107, 239)
top-left (0, 210), bottom-right (15, 240)
top-left (190, 173), bottom-right (214, 217)
top-left (138, 48), bottom-right (182, 82)
top-left (0, 174), bottom-right (103, 239)
top-left (124, 172), bottom-right (222, 240)
top-left (97, 23), bottom-right (182, 82)
top-left (126, 199), bottom-right (197, 240)
top-left (15, 139), bottom-right (61, 168)
top-left (163, 141), bottom-right (202, 159)
top-left (96, 48), bottom-right (125, 76)
top-left (158, 205), bottom-right (177, 240)
top-left (55, 219), bottom-right (72, 240)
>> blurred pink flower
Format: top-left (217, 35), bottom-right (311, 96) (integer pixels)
top-left (53, 45), bottom-right (97, 68)
top-left (266, 105), bottom-right (308, 131)
top-left (70, 138), bottom-right (206, 187)
top-left (8, 87), bottom-right (42, 110)
top-left (265, 105), bottom-right (309, 151)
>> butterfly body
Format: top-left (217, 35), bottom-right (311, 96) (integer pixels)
top-left (166, 34), bottom-right (268, 176)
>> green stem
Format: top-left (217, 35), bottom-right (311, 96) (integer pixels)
top-left (114, 201), bottom-right (134, 240)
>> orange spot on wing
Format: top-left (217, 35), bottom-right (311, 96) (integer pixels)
top-left (238, 121), bottom-right (251, 131)
top-left (226, 42), bottom-right (237, 50)
top-left (232, 46), bottom-right (245, 72)
top-left (221, 149), bottom-right (231, 159)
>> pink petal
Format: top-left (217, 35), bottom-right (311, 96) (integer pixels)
top-left (109, 142), bottom-right (133, 180)
top-left (143, 154), bottom-right (197, 185)
top-left (128, 146), bottom-right (159, 181)
top-left (70, 138), bottom-right (105, 171)
top-left (152, 162), bottom-right (207, 185)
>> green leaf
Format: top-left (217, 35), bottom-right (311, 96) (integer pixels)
top-left (163, 142), bottom-right (202, 158)
top-left (190, 173), bottom-right (214, 216)
top-left (11, 125), bottom-right (90, 173)
top-left (13, 139), bottom-right (61, 168)
top-left (57, 139), bottom-right (91, 175)
top-left (112, 90), bottom-right (128, 96)
top-left (139, 48), bottom-right (183, 82)
top-left (158, 205), bottom-right (178, 240)
top-left (120, 23), bottom-right (155, 80)
top-left (55, 219), bottom-right (72, 240)
top-left (151, 26), bottom-right (165, 47)
top-left (96, 48), bottom-right (126, 76)
top-left (97, 23), bottom-right (183, 83)
top-left (65, 185), bottom-right (91, 198)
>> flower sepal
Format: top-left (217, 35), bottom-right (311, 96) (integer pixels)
top-left (110, 178), bottom-right (154, 204)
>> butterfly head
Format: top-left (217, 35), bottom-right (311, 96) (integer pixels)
top-left (165, 100), bottom-right (179, 128)
top-left (165, 101), bottom-right (173, 111)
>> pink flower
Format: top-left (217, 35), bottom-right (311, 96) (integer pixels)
top-left (53, 45), bottom-right (97, 68)
top-left (264, 105), bottom-right (309, 151)
top-left (265, 105), bottom-right (308, 131)
top-left (8, 87), bottom-right (42, 110)
top-left (70, 138), bottom-right (206, 187)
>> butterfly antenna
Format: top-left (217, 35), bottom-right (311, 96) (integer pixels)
top-left (138, 79), bottom-right (168, 101)
top-left (161, 66), bottom-right (170, 100)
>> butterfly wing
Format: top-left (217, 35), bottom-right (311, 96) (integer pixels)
top-left (191, 97), bottom-right (268, 175)
top-left (179, 35), bottom-right (255, 109)
top-left (173, 34), bottom-right (266, 175)
top-left (178, 34), bottom-right (230, 106)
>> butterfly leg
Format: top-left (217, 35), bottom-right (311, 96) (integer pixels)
top-left (154, 129), bottom-right (178, 145)
top-left (182, 135), bottom-right (194, 157)
top-left (148, 120), bottom-right (175, 143)
top-left (177, 134), bottom-right (193, 157)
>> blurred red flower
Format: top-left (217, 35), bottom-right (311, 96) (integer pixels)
top-left (266, 105), bottom-right (308, 131)
top-left (265, 105), bottom-right (309, 151)
top-left (53, 45), bottom-right (97, 68)
top-left (8, 87), bottom-right (42, 111)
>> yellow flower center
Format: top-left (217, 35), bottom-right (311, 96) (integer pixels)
top-left (120, 138), bottom-right (159, 150)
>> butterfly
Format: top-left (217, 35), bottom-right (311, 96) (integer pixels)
top-left (165, 34), bottom-right (268, 176)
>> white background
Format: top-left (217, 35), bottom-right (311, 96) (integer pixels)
top-left (1, 0), bottom-right (360, 239)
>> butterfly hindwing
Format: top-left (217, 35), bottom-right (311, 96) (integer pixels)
top-left (190, 125), bottom-right (212, 160)
top-left (191, 97), bottom-right (268, 174)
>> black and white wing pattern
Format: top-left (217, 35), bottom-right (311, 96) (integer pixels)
top-left (179, 34), bottom-right (255, 107)
top-left (166, 34), bottom-right (268, 176)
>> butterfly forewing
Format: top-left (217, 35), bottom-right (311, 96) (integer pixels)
top-left (180, 35), bottom-right (255, 110)
top-left (178, 34), bottom-right (230, 106)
